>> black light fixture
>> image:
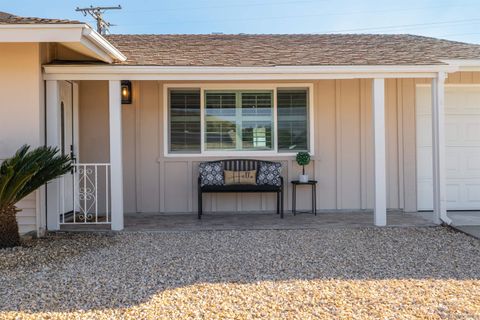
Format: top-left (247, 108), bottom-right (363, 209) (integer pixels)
top-left (121, 80), bottom-right (132, 104)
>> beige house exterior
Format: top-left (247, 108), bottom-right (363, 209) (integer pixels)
top-left (2, 12), bottom-right (480, 235)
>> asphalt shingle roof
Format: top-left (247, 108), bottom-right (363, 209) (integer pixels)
top-left (104, 34), bottom-right (480, 66)
top-left (0, 11), bottom-right (82, 25)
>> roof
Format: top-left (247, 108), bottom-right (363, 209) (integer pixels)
top-left (0, 11), bottom-right (82, 25)
top-left (104, 34), bottom-right (480, 67)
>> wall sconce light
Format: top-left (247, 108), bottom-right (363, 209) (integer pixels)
top-left (121, 80), bottom-right (132, 104)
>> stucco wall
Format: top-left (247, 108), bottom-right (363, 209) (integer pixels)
top-left (74, 76), bottom-right (463, 213)
top-left (0, 43), bottom-right (44, 234)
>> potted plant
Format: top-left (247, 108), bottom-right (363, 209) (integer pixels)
top-left (296, 151), bottom-right (311, 183)
top-left (0, 145), bottom-right (71, 249)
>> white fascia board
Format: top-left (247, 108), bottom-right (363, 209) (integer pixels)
top-left (43, 64), bottom-right (459, 80)
top-left (0, 24), bottom-right (84, 42)
top-left (441, 59), bottom-right (480, 71)
top-left (79, 36), bottom-right (113, 63)
top-left (0, 24), bottom-right (126, 63)
top-left (81, 26), bottom-right (126, 62)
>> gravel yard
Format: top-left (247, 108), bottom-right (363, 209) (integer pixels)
top-left (1, 227), bottom-right (479, 319)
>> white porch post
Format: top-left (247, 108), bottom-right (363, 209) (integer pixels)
top-left (372, 78), bottom-right (387, 226)
top-left (46, 80), bottom-right (61, 230)
top-left (109, 80), bottom-right (124, 230)
top-left (431, 73), bottom-right (452, 225)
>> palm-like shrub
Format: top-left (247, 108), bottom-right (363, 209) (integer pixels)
top-left (0, 145), bottom-right (71, 249)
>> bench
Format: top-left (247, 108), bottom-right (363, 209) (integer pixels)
top-left (198, 159), bottom-right (284, 219)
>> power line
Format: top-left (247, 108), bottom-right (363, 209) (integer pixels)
top-left (75, 5), bottom-right (121, 35)
top-left (325, 18), bottom-right (480, 34)
top-left (119, 2), bottom-right (478, 28)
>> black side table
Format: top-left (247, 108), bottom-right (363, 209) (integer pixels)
top-left (291, 180), bottom-right (317, 215)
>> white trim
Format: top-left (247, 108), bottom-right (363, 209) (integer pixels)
top-left (44, 64), bottom-right (458, 74)
top-left (82, 26), bottom-right (126, 62)
top-left (441, 59), bottom-right (480, 71)
top-left (162, 83), bottom-right (314, 157)
top-left (43, 64), bottom-right (459, 81)
top-left (0, 23), bottom-right (126, 63)
top-left (372, 78), bottom-right (387, 227)
top-left (0, 24), bottom-right (84, 42)
top-left (78, 36), bottom-right (113, 63)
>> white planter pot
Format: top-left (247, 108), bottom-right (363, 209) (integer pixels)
top-left (299, 174), bottom-right (309, 183)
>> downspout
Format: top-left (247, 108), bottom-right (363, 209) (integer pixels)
top-left (432, 71), bottom-right (452, 226)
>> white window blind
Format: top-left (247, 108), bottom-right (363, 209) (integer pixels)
top-left (169, 90), bottom-right (201, 152)
top-left (277, 89), bottom-right (309, 151)
top-left (205, 91), bottom-right (273, 151)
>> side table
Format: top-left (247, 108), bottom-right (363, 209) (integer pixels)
top-left (291, 180), bottom-right (317, 215)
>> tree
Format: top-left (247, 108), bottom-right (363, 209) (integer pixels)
top-left (0, 145), bottom-right (71, 249)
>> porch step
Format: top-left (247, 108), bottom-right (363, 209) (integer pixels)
top-left (59, 224), bottom-right (111, 232)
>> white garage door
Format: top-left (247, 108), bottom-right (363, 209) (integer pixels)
top-left (416, 85), bottom-right (480, 210)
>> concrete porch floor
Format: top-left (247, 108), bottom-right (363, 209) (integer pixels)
top-left (123, 210), bottom-right (435, 232)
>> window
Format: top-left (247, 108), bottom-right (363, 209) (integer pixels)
top-left (169, 90), bottom-right (201, 152)
top-left (167, 86), bottom-right (310, 155)
top-left (205, 91), bottom-right (274, 151)
top-left (277, 89), bottom-right (309, 151)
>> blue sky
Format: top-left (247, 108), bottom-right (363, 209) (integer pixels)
top-left (3, 0), bottom-right (480, 43)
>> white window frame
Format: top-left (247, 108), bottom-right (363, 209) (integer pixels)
top-left (163, 83), bottom-right (314, 157)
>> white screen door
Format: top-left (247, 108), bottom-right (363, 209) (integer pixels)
top-left (59, 81), bottom-right (76, 216)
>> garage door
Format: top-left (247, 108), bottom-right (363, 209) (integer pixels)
top-left (416, 85), bottom-right (480, 210)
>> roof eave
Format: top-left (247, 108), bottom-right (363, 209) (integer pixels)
top-left (0, 23), bottom-right (126, 63)
top-left (43, 64), bottom-right (460, 81)
top-left (82, 26), bottom-right (127, 62)
top-left (441, 59), bottom-right (480, 71)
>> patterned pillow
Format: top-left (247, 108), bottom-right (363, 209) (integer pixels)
top-left (257, 162), bottom-right (282, 186)
top-left (199, 162), bottom-right (224, 187)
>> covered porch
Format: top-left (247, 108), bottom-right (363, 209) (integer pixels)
top-left (43, 66), bottom-right (459, 231)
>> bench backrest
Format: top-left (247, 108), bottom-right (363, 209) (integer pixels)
top-left (200, 159), bottom-right (281, 172)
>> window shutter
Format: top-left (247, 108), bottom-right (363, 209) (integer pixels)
top-left (169, 90), bottom-right (201, 152)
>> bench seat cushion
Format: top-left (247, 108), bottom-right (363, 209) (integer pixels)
top-left (201, 184), bottom-right (280, 192)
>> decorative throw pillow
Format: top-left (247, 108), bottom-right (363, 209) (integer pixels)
top-left (224, 170), bottom-right (257, 185)
top-left (199, 162), bottom-right (224, 187)
top-left (257, 162), bottom-right (282, 186)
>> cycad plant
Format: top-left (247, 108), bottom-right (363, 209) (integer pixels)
top-left (0, 145), bottom-right (71, 249)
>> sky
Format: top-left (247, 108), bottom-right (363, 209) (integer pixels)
top-left (3, 0), bottom-right (480, 44)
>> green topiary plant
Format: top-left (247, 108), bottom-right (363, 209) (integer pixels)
top-left (296, 151), bottom-right (311, 175)
top-left (0, 145), bottom-right (71, 249)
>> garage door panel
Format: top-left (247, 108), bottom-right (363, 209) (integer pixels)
top-left (466, 184), bottom-right (480, 204)
top-left (466, 123), bottom-right (480, 143)
top-left (445, 151), bottom-right (461, 176)
top-left (446, 184), bottom-right (461, 204)
top-left (417, 115), bottom-right (432, 146)
top-left (416, 86), bottom-right (480, 210)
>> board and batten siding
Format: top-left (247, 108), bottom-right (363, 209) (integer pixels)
top-left (78, 73), bottom-right (480, 214)
top-left (0, 43), bottom-right (49, 234)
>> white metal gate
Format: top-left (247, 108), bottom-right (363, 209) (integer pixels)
top-left (60, 163), bottom-right (111, 225)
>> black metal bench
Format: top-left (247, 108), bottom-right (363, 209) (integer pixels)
top-left (198, 159), bottom-right (284, 219)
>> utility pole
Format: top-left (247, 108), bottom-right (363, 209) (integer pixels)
top-left (75, 5), bottom-right (121, 35)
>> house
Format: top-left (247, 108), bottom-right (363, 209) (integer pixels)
top-left (1, 11), bottom-right (480, 235)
